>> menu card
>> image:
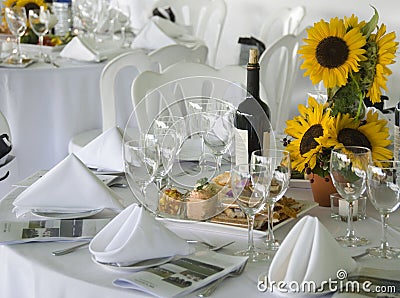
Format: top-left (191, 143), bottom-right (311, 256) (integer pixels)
top-left (0, 218), bottom-right (110, 244)
top-left (113, 250), bottom-right (247, 298)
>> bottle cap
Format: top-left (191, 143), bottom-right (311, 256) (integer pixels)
top-left (248, 48), bottom-right (258, 64)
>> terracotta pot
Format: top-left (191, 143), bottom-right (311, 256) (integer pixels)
top-left (309, 174), bottom-right (336, 207)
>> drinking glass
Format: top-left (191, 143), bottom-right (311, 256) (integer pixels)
top-left (75, 0), bottom-right (102, 40)
top-left (231, 163), bottom-right (272, 262)
top-left (366, 161), bottom-right (400, 258)
top-left (123, 140), bottom-right (159, 200)
top-left (29, 7), bottom-right (50, 62)
top-left (251, 149), bottom-right (291, 251)
top-left (5, 6), bottom-right (27, 64)
top-left (115, 4), bottom-right (131, 47)
top-left (143, 130), bottom-right (179, 190)
top-left (330, 146), bottom-right (372, 247)
top-left (203, 108), bottom-right (235, 173)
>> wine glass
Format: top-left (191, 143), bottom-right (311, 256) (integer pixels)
top-left (75, 0), bottom-right (102, 41)
top-left (231, 163), bottom-right (272, 262)
top-left (330, 146), bottom-right (372, 247)
top-left (5, 6), bottom-right (27, 64)
top-left (366, 160), bottom-right (400, 258)
top-left (115, 4), bottom-right (131, 48)
top-left (29, 7), bottom-right (50, 62)
top-left (203, 108), bottom-right (235, 173)
top-left (123, 140), bottom-right (159, 200)
top-left (143, 130), bottom-right (179, 191)
top-left (251, 149), bottom-right (291, 251)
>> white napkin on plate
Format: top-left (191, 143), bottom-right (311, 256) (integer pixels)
top-left (75, 126), bottom-right (124, 172)
top-left (60, 36), bottom-right (101, 62)
top-left (13, 154), bottom-right (123, 217)
top-left (131, 16), bottom-right (187, 50)
top-left (268, 216), bottom-right (357, 290)
top-left (89, 203), bottom-right (194, 264)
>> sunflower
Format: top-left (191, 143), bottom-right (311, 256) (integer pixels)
top-left (298, 17), bottom-right (367, 89)
top-left (284, 97), bottom-right (332, 174)
top-left (15, 0), bottom-right (47, 10)
top-left (365, 24), bottom-right (398, 104)
top-left (323, 110), bottom-right (393, 165)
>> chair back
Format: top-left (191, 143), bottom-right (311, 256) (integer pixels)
top-left (100, 44), bottom-right (208, 131)
top-left (259, 6), bottom-right (306, 47)
top-left (131, 62), bottom-right (246, 132)
top-left (152, 0), bottom-right (226, 66)
top-left (259, 28), bottom-right (308, 134)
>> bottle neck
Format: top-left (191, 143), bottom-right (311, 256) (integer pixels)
top-left (246, 63), bottom-right (260, 101)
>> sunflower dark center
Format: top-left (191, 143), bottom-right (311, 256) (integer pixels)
top-left (337, 128), bottom-right (372, 149)
top-left (316, 36), bottom-right (349, 68)
top-left (300, 124), bottom-right (323, 155)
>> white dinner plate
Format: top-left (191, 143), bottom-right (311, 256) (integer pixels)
top-left (31, 208), bottom-right (103, 219)
top-left (158, 199), bottom-right (318, 238)
top-left (92, 255), bottom-right (174, 272)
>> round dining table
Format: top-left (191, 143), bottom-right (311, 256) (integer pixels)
top-left (0, 179), bottom-right (399, 298)
top-left (0, 46), bottom-right (135, 184)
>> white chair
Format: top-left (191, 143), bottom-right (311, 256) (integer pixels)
top-left (259, 28), bottom-right (308, 134)
top-left (68, 44), bottom-right (208, 154)
top-left (259, 6), bottom-right (306, 48)
top-left (152, 0), bottom-right (227, 66)
top-left (130, 61), bottom-right (246, 132)
top-left (0, 111), bottom-right (18, 199)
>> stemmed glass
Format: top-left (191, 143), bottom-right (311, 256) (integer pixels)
top-left (203, 108), bottom-right (235, 173)
top-left (366, 160), bottom-right (400, 258)
top-left (330, 146), bottom-right (372, 247)
top-left (75, 0), bottom-right (102, 41)
top-left (123, 140), bottom-right (159, 200)
top-left (5, 6), bottom-right (27, 64)
top-left (251, 149), bottom-right (291, 251)
top-left (143, 130), bottom-right (179, 191)
top-left (29, 7), bottom-right (50, 62)
top-left (115, 4), bottom-right (131, 48)
top-left (231, 163), bottom-right (272, 262)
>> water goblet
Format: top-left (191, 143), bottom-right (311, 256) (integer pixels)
top-left (251, 149), bottom-right (291, 251)
top-left (330, 146), bottom-right (372, 247)
top-left (115, 4), bottom-right (131, 48)
top-left (231, 163), bottom-right (272, 262)
top-left (203, 108), bottom-right (235, 173)
top-left (123, 140), bottom-right (159, 200)
top-left (366, 160), bottom-right (400, 258)
top-left (5, 6), bottom-right (27, 64)
top-left (143, 130), bottom-right (179, 191)
top-left (29, 7), bottom-right (50, 62)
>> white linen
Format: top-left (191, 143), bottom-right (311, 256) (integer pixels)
top-left (89, 203), bottom-right (194, 264)
top-left (12, 154), bottom-right (123, 217)
top-left (131, 16), bottom-right (187, 50)
top-left (60, 36), bottom-right (101, 62)
top-left (75, 126), bottom-right (124, 172)
top-left (268, 215), bottom-right (357, 289)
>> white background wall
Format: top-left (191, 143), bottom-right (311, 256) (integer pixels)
top-left (217, 0), bottom-right (400, 113)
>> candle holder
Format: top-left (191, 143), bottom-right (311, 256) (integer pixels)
top-left (330, 193), bottom-right (367, 221)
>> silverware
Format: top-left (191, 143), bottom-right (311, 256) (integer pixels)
top-left (197, 260), bottom-right (247, 297)
top-left (186, 240), bottom-right (235, 251)
top-left (44, 55), bottom-right (60, 68)
top-left (52, 241), bottom-right (90, 256)
top-left (52, 239), bottom-right (234, 257)
top-left (352, 250), bottom-right (369, 260)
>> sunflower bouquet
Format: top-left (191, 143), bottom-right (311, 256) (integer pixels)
top-left (284, 7), bottom-right (397, 181)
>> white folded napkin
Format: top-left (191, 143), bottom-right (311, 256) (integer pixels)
top-left (60, 36), bottom-right (101, 62)
top-left (89, 203), bottom-right (194, 264)
top-left (13, 154), bottom-right (124, 217)
top-left (131, 16), bottom-right (187, 50)
top-left (75, 126), bottom-right (124, 172)
top-left (268, 216), bottom-right (357, 291)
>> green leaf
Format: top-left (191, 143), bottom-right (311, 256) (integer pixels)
top-left (361, 6), bottom-right (379, 37)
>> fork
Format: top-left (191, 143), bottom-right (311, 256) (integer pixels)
top-left (197, 260), bottom-right (247, 297)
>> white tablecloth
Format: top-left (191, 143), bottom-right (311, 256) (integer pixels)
top-left (0, 48), bottom-right (135, 183)
top-left (0, 182), bottom-right (399, 298)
